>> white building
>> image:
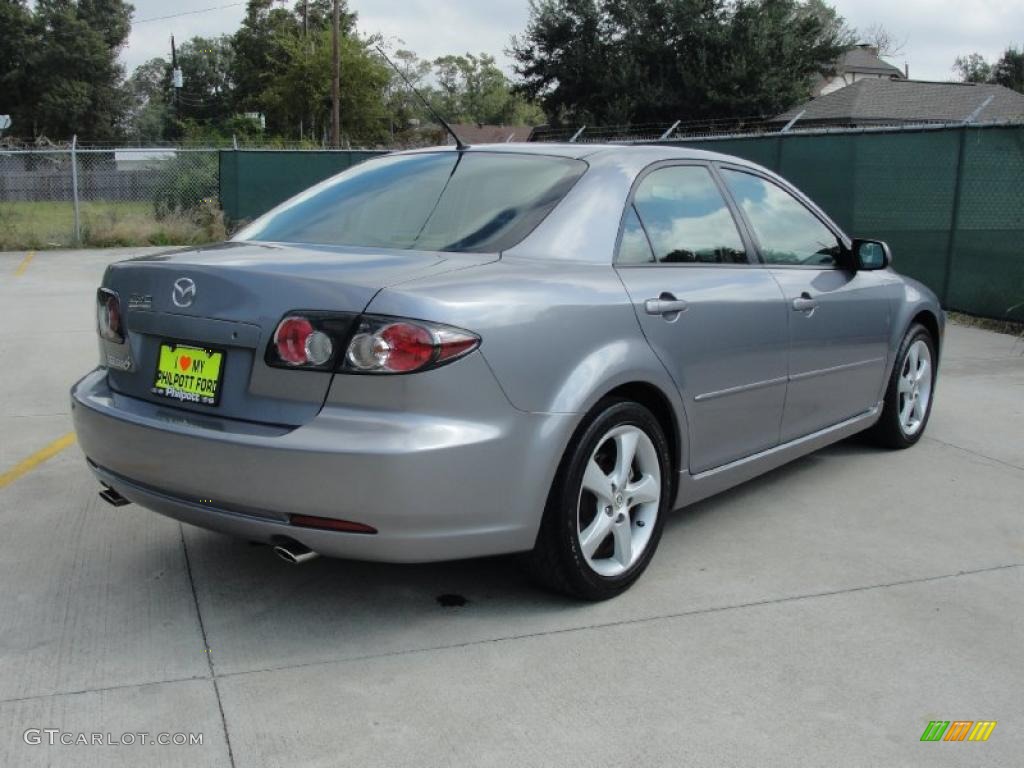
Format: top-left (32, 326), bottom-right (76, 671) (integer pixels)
top-left (814, 44), bottom-right (906, 97)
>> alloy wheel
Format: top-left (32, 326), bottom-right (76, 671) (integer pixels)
top-left (898, 339), bottom-right (933, 436)
top-left (576, 425), bottom-right (661, 577)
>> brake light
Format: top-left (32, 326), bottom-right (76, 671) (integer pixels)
top-left (96, 288), bottom-right (123, 343)
top-left (274, 316), bottom-right (334, 366)
top-left (344, 318), bottom-right (479, 374)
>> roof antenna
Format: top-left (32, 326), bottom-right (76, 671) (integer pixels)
top-left (375, 45), bottom-right (469, 151)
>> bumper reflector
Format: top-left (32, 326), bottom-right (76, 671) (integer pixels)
top-left (289, 514), bottom-right (377, 534)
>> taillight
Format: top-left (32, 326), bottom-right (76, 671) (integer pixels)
top-left (274, 316), bottom-right (334, 366)
top-left (266, 313), bottom-right (478, 373)
top-left (96, 288), bottom-right (123, 343)
top-left (343, 317), bottom-right (479, 374)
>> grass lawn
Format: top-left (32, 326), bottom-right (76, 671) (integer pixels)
top-left (0, 201), bottom-right (224, 251)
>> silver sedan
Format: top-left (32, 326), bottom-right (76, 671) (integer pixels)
top-left (73, 143), bottom-right (943, 599)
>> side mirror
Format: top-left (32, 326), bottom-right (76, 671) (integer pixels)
top-left (851, 239), bottom-right (892, 270)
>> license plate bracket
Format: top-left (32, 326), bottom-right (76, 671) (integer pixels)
top-left (152, 342), bottom-right (225, 406)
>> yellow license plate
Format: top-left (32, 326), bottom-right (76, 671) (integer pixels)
top-left (152, 343), bottom-right (224, 406)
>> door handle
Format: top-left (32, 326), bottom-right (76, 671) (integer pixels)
top-left (792, 293), bottom-right (818, 313)
top-left (645, 295), bottom-right (689, 316)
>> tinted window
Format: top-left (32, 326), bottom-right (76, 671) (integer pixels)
top-left (722, 169), bottom-right (842, 267)
top-left (616, 205), bottom-right (655, 264)
top-left (234, 152), bottom-right (587, 253)
top-left (631, 166), bottom-right (747, 264)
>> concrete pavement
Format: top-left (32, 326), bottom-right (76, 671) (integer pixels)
top-left (1, 247), bottom-right (1022, 766)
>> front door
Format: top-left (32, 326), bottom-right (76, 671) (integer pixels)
top-left (719, 168), bottom-right (892, 441)
top-left (615, 164), bottom-right (790, 475)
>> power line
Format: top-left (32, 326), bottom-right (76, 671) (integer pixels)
top-left (134, 2), bottom-right (245, 25)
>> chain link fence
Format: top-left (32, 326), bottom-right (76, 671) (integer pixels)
top-left (0, 144), bottom-right (221, 250)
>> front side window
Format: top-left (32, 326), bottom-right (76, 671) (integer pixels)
top-left (234, 152), bottom-right (587, 253)
top-left (630, 165), bottom-right (747, 264)
top-left (721, 169), bottom-right (842, 267)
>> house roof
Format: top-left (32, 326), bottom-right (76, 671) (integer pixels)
top-left (777, 78), bottom-right (1024, 125)
top-left (835, 45), bottom-right (905, 77)
top-left (445, 124), bottom-right (535, 144)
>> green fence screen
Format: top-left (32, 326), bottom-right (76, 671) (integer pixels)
top-left (218, 127), bottom-right (1024, 319)
top-left (676, 124), bottom-right (1024, 320)
top-left (219, 149), bottom-right (387, 224)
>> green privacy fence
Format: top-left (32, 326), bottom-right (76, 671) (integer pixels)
top-left (219, 149), bottom-right (387, 224)
top-left (217, 127), bottom-right (1023, 319)
top-left (674, 124), bottom-right (1024, 320)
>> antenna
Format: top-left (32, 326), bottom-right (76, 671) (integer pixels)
top-left (375, 45), bottom-right (469, 151)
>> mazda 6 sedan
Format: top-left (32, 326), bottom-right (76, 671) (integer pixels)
top-left (72, 143), bottom-right (943, 599)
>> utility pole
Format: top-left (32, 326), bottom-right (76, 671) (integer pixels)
top-left (331, 0), bottom-right (340, 147)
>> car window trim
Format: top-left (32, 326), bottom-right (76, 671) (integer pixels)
top-left (613, 160), bottom-right (759, 268)
top-left (713, 162), bottom-right (852, 271)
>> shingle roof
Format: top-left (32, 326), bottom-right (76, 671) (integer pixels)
top-left (446, 124), bottom-right (535, 144)
top-left (777, 78), bottom-right (1024, 125)
top-left (835, 46), bottom-right (905, 77)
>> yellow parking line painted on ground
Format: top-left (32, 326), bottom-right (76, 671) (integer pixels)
top-left (0, 433), bottom-right (77, 489)
top-left (14, 250), bottom-right (36, 277)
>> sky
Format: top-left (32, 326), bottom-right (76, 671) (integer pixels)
top-left (123, 0), bottom-right (1023, 83)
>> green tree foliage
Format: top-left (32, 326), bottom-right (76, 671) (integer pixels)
top-left (510, 0), bottom-right (851, 125)
top-left (954, 46), bottom-right (1024, 93)
top-left (124, 57), bottom-right (170, 142)
top-left (174, 36), bottom-right (236, 128)
top-left (2, 0), bottom-right (134, 140)
top-left (432, 53), bottom-right (544, 125)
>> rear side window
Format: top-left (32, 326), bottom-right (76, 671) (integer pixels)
top-left (234, 152), bottom-right (587, 253)
top-left (616, 205), bottom-right (655, 264)
top-left (721, 169), bottom-right (842, 267)
top-left (631, 166), bottom-right (747, 264)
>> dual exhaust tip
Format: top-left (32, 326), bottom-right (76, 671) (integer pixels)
top-left (98, 483), bottom-right (319, 565)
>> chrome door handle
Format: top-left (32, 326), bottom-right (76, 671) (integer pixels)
top-left (645, 297), bottom-right (689, 316)
top-left (792, 294), bottom-right (818, 312)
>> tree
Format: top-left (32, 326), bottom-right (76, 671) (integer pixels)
top-left (432, 53), bottom-right (543, 125)
top-left (174, 36), bottom-right (236, 128)
top-left (953, 53), bottom-right (992, 84)
top-left (953, 47), bottom-right (1024, 93)
top-left (259, 28), bottom-right (390, 144)
top-left (124, 57), bottom-right (171, 142)
top-left (991, 46), bottom-right (1024, 93)
top-left (859, 23), bottom-right (905, 58)
top-left (511, 0), bottom-right (851, 126)
top-left (0, 0), bottom-right (33, 134)
top-left (9, 0), bottom-right (134, 141)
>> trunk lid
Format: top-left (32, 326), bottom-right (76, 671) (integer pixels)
top-left (101, 241), bottom-right (495, 425)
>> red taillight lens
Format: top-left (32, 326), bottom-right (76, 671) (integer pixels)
top-left (96, 288), bottom-right (123, 343)
top-left (272, 316), bottom-right (335, 367)
top-left (344, 317), bottom-right (479, 374)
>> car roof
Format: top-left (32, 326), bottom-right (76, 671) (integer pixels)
top-left (399, 141), bottom-right (752, 169)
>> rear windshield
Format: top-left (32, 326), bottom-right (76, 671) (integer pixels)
top-left (234, 151), bottom-right (587, 253)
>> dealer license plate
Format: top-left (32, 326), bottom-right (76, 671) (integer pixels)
top-left (152, 343), bottom-right (224, 406)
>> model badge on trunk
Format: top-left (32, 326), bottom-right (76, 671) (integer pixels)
top-left (127, 294), bottom-right (152, 310)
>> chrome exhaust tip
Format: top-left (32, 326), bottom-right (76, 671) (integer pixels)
top-left (273, 542), bottom-right (319, 565)
top-left (98, 484), bottom-right (131, 507)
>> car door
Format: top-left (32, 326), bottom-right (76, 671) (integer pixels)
top-left (614, 163), bottom-right (790, 475)
top-left (719, 167), bottom-right (892, 442)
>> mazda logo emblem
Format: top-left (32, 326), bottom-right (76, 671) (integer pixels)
top-left (172, 277), bottom-right (196, 308)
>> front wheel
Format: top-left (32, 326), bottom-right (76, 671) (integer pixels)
top-left (870, 323), bottom-right (937, 448)
top-left (525, 399), bottom-right (671, 600)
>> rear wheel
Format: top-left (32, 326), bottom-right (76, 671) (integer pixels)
top-left (525, 399), bottom-right (671, 600)
top-left (870, 323), bottom-right (936, 448)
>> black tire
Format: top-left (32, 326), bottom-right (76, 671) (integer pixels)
top-left (869, 323), bottom-right (937, 449)
top-left (524, 398), bottom-right (672, 600)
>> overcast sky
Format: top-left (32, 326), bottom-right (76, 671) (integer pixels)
top-left (124, 0), bottom-right (1021, 83)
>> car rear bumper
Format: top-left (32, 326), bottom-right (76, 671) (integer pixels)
top-left (71, 363), bottom-right (575, 563)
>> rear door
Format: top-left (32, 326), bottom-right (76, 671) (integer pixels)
top-left (719, 167), bottom-right (891, 441)
top-left (614, 163), bottom-right (790, 475)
